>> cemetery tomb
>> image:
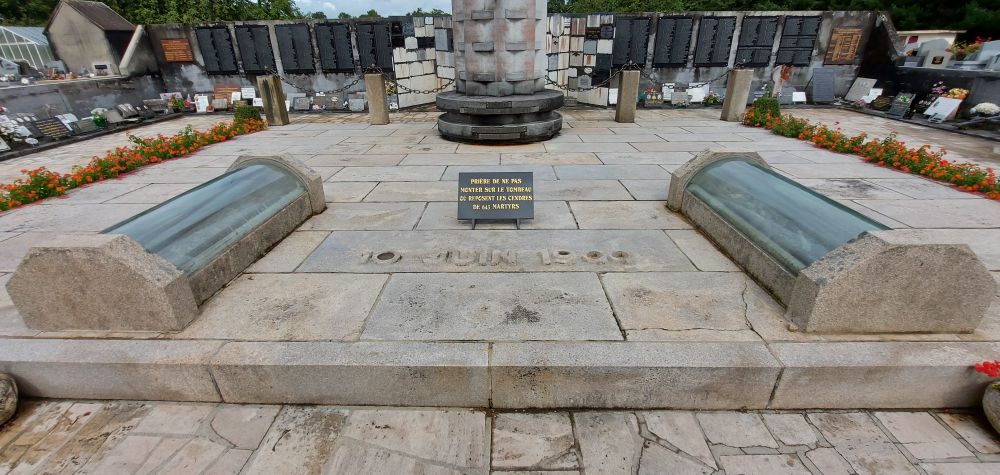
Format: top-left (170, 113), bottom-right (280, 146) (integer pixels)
top-left (6, 155), bottom-right (325, 332)
top-left (667, 150), bottom-right (995, 334)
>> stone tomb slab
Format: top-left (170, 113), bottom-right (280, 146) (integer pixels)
top-left (297, 230), bottom-right (696, 273)
top-left (362, 273), bottom-right (622, 341)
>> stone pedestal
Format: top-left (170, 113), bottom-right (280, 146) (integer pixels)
top-left (438, 0), bottom-right (562, 142)
top-left (364, 73), bottom-right (390, 125)
top-left (256, 75), bottom-right (289, 126)
top-left (615, 70), bottom-right (640, 123)
top-left (721, 69), bottom-right (753, 122)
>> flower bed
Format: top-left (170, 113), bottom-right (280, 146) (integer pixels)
top-left (742, 105), bottom-right (999, 200)
top-left (0, 118), bottom-right (267, 211)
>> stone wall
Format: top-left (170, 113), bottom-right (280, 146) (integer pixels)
top-left (0, 76), bottom-right (165, 118)
top-left (136, 11), bottom-right (885, 109)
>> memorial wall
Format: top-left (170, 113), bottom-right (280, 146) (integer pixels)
top-left (127, 11), bottom-right (883, 109)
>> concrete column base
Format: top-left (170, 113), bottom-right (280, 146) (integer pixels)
top-left (365, 74), bottom-right (390, 125)
top-left (720, 69), bottom-right (754, 122)
top-left (615, 70), bottom-right (640, 123)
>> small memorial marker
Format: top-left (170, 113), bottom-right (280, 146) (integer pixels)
top-left (0, 137), bottom-right (10, 152)
top-left (73, 119), bottom-right (99, 134)
top-left (458, 172), bottom-right (534, 229)
top-left (809, 68), bottom-right (836, 103)
top-left (34, 118), bottom-right (70, 139)
top-left (886, 93), bottom-right (914, 118)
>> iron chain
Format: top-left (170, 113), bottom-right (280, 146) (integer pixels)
top-left (265, 67), bottom-right (363, 96)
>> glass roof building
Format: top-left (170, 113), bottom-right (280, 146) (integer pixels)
top-left (0, 26), bottom-right (56, 71)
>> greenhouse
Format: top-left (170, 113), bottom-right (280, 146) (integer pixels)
top-left (0, 26), bottom-right (56, 72)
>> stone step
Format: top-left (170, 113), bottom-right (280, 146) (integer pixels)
top-left (1, 339), bottom-right (997, 409)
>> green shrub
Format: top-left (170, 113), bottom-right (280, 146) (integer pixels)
top-left (233, 102), bottom-right (261, 123)
top-left (753, 96), bottom-right (780, 117)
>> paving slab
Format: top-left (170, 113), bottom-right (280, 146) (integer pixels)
top-left (868, 178), bottom-right (980, 199)
top-left (322, 181), bottom-right (378, 202)
top-left (874, 411), bottom-right (974, 459)
top-left (718, 454), bottom-right (810, 474)
top-left (328, 166), bottom-right (445, 181)
top-left (209, 341), bottom-right (490, 406)
top-left (103, 183), bottom-right (199, 204)
top-left (305, 153), bottom-right (404, 167)
top-left (935, 412), bottom-right (1000, 454)
top-left (659, 133), bottom-right (749, 142)
top-left (242, 406), bottom-right (348, 474)
top-left (442, 165), bottom-right (556, 181)
top-left (597, 151), bottom-right (694, 165)
top-left (180, 273), bottom-right (386, 341)
top-left (554, 164), bottom-right (671, 180)
top-left (400, 153), bottom-right (499, 165)
top-left (492, 413), bottom-right (578, 470)
top-left (133, 403), bottom-right (214, 435)
top-left (341, 409), bottom-right (487, 469)
top-left (809, 412), bottom-right (922, 475)
top-left (620, 179), bottom-right (669, 200)
top-left (416, 201), bottom-right (577, 230)
top-left (297, 230), bottom-right (695, 273)
top-left (299, 202), bottom-right (426, 230)
top-left (773, 162), bottom-right (915, 179)
top-left (579, 134), bottom-right (664, 143)
top-left (664, 229), bottom-right (740, 272)
top-left (56, 182), bottom-right (148, 203)
top-left (854, 199), bottom-right (1000, 228)
top-left (762, 413), bottom-right (820, 447)
top-left (0, 204), bottom-right (152, 233)
top-left (210, 404), bottom-right (280, 449)
top-left (501, 152), bottom-right (601, 165)
top-left (491, 342), bottom-right (781, 408)
top-left (534, 180), bottom-right (634, 200)
top-left (640, 443), bottom-right (714, 474)
top-left (805, 447), bottom-right (854, 475)
top-left (364, 181), bottom-right (457, 202)
top-left (544, 142), bottom-right (638, 153)
top-left (922, 462), bottom-right (1000, 474)
top-left (574, 412), bottom-right (642, 473)
top-left (246, 231), bottom-right (330, 272)
top-left (696, 412), bottom-right (779, 448)
top-left (362, 273), bottom-right (620, 341)
top-left (642, 411), bottom-right (716, 468)
top-left (603, 272), bottom-right (761, 341)
top-left (569, 201), bottom-right (690, 229)
top-left (368, 144), bottom-right (459, 155)
top-left (795, 179), bottom-right (909, 200)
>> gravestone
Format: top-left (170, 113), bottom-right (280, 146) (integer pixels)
top-left (844, 77), bottom-right (877, 102)
top-left (777, 86), bottom-right (795, 105)
top-left (458, 172), bottom-right (534, 228)
top-left (809, 68), bottom-right (836, 103)
top-left (292, 97), bottom-right (312, 111)
top-left (211, 98), bottom-right (230, 111)
top-left (104, 109), bottom-right (125, 124)
top-left (117, 104), bottom-right (138, 118)
top-left (34, 118), bottom-right (71, 139)
top-left (71, 119), bottom-right (99, 134)
top-left (137, 107), bottom-right (155, 120)
top-left (886, 93), bottom-right (915, 118)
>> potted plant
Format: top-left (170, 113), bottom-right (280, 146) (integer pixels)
top-left (702, 92), bottom-right (722, 107)
top-left (975, 360), bottom-right (1000, 433)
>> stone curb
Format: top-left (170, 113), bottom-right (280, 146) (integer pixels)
top-left (1, 339), bottom-right (998, 409)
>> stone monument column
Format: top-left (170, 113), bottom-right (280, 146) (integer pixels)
top-left (437, 0), bottom-right (563, 142)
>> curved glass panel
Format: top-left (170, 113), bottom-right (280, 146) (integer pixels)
top-left (104, 163), bottom-right (307, 274)
top-left (686, 158), bottom-right (888, 273)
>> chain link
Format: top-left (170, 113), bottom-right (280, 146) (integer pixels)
top-left (265, 67), bottom-right (364, 96)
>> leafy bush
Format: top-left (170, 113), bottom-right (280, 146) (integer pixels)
top-left (234, 102), bottom-right (262, 123)
top-left (753, 96), bottom-right (780, 117)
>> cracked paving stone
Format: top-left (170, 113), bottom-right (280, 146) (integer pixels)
top-left (157, 438), bottom-right (227, 475)
top-left (132, 403), bottom-right (214, 435)
top-left (806, 447), bottom-right (854, 475)
top-left (574, 412), bottom-right (642, 474)
top-left (339, 409), bottom-right (487, 469)
top-left (492, 412), bottom-right (578, 470)
top-left (242, 406), bottom-right (348, 474)
top-left (762, 413), bottom-right (821, 447)
top-left (638, 442), bottom-right (713, 475)
top-left (210, 405), bottom-right (281, 450)
top-left (696, 412), bottom-right (779, 449)
top-left (642, 411), bottom-right (716, 468)
top-left (935, 412), bottom-right (1000, 454)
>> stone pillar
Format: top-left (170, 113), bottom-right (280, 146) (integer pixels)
top-left (365, 73), bottom-right (390, 125)
top-left (615, 70), bottom-right (640, 123)
top-left (256, 75), bottom-right (289, 126)
top-left (437, 0), bottom-right (562, 142)
top-left (720, 69), bottom-right (753, 122)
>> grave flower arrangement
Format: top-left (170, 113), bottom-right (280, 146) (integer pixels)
top-left (0, 116), bottom-right (267, 211)
top-left (974, 360), bottom-right (1000, 433)
top-left (702, 92), bottom-right (722, 106)
top-left (91, 109), bottom-right (107, 128)
top-left (742, 103), bottom-right (1000, 200)
top-left (971, 102), bottom-right (1000, 117)
top-left (945, 88), bottom-right (969, 100)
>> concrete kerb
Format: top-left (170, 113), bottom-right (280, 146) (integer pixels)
top-left (1, 338), bottom-right (998, 409)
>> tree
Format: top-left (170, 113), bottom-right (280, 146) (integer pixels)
top-left (307, 11), bottom-right (326, 19)
top-left (361, 9), bottom-right (380, 18)
top-left (337, 11), bottom-right (352, 19)
top-left (405, 8), bottom-right (450, 16)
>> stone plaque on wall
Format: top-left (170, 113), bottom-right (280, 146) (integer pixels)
top-left (824, 27), bottom-right (863, 65)
top-left (161, 38), bottom-right (194, 62)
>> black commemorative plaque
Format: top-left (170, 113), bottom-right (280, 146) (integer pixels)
top-left (458, 172), bottom-right (534, 229)
top-left (809, 68), bottom-right (836, 103)
top-left (886, 93), bottom-right (915, 118)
